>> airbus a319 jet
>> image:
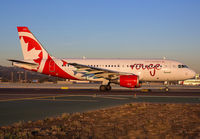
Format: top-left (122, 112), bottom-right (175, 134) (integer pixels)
top-left (9, 27), bottom-right (196, 91)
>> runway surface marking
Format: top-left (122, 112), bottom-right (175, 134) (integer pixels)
top-left (0, 95), bottom-right (68, 102)
top-left (135, 95), bottom-right (200, 98)
top-left (95, 96), bottom-right (129, 100)
top-left (35, 98), bottom-right (98, 102)
top-left (1, 93), bottom-right (200, 102)
top-left (0, 94), bottom-right (59, 96)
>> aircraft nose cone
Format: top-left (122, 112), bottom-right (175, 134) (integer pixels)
top-left (189, 70), bottom-right (196, 78)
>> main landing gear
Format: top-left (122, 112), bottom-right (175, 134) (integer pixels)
top-left (99, 84), bottom-right (112, 91)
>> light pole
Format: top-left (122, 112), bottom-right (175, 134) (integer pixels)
top-left (11, 72), bottom-right (14, 82)
top-left (25, 71), bottom-right (27, 83)
top-left (17, 71), bottom-right (24, 82)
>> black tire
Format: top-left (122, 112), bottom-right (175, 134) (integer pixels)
top-left (99, 85), bottom-right (107, 91)
top-left (106, 85), bottom-right (112, 91)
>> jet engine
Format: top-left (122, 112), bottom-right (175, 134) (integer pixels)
top-left (119, 75), bottom-right (140, 88)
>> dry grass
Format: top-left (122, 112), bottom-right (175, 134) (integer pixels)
top-left (0, 103), bottom-right (199, 139)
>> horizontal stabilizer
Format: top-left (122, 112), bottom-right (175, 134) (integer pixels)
top-left (8, 59), bottom-right (38, 66)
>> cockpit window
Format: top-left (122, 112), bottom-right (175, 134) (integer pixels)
top-left (178, 65), bottom-right (188, 68)
top-left (182, 65), bottom-right (188, 68)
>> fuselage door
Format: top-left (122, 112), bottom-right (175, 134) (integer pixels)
top-left (49, 60), bottom-right (55, 72)
top-left (163, 64), bottom-right (171, 74)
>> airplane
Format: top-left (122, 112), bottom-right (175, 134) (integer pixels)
top-left (9, 27), bottom-right (196, 91)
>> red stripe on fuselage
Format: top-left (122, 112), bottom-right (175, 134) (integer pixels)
top-left (42, 55), bottom-right (78, 80)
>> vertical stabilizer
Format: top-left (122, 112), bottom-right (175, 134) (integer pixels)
top-left (17, 27), bottom-right (49, 64)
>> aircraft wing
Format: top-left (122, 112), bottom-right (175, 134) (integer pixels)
top-left (68, 63), bottom-right (132, 80)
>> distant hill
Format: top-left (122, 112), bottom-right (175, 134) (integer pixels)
top-left (0, 65), bottom-right (64, 82)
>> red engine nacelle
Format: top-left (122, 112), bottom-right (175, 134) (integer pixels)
top-left (119, 75), bottom-right (140, 88)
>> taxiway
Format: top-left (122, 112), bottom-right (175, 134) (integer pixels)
top-left (0, 85), bottom-right (199, 126)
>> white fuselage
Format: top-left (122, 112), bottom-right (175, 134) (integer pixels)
top-left (52, 58), bottom-right (195, 82)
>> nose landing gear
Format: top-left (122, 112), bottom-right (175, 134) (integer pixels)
top-left (165, 87), bottom-right (169, 92)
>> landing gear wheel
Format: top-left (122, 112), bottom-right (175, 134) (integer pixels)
top-left (106, 85), bottom-right (112, 91)
top-left (100, 85), bottom-right (107, 91)
top-left (99, 85), bottom-right (112, 91)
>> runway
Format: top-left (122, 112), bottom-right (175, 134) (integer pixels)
top-left (0, 86), bottom-right (200, 126)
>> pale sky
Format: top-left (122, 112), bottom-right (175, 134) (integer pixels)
top-left (0, 0), bottom-right (200, 72)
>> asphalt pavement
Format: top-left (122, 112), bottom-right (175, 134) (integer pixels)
top-left (0, 85), bottom-right (199, 126)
